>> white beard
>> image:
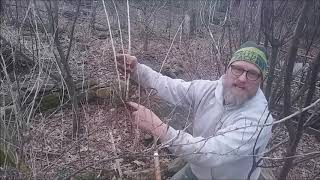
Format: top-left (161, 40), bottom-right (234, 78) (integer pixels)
top-left (223, 87), bottom-right (249, 106)
top-left (222, 75), bottom-right (250, 106)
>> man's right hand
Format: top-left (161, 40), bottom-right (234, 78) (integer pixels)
top-left (116, 54), bottom-right (138, 74)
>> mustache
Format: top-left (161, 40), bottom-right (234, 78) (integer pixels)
top-left (223, 88), bottom-right (249, 106)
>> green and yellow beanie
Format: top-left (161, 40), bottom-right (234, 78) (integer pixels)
top-left (228, 41), bottom-right (269, 79)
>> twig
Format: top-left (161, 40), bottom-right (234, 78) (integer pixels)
top-left (264, 137), bottom-right (289, 155)
top-left (0, 34), bottom-right (60, 82)
top-left (154, 150), bottom-right (161, 180)
top-left (124, 0), bottom-right (140, 151)
top-left (303, 103), bottom-right (320, 127)
top-left (160, 98), bottom-right (318, 155)
top-left (65, 0), bottom-right (81, 62)
top-left (65, 156), bottom-right (121, 179)
top-left (127, 0), bottom-right (131, 54)
top-left (293, 152), bottom-right (320, 166)
top-left (271, 97), bottom-right (320, 126)
top-left (145, 20), bottom-right (184, 101)
top-left (311, 171), bottom-right (320, 180)
top-left (247, 108), bottom-right (270, 180)
top-left (261, 151), bottom-right (320, 160)
top-left (64, 152), bottom-right (175, 180)
top-left (111, 0), bottom-right (125, 66)
top-left (125, 0), bottom-right (131, 100)
top-left (101, 0), bottom-right (121, 92)
top-left (109, 131), bottom-right (123, 179)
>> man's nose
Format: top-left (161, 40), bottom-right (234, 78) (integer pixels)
top-left (238, 72), bottom-right (247, 82)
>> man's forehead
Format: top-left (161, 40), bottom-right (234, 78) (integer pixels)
top-left (231, 61), bottom-right (260, 72)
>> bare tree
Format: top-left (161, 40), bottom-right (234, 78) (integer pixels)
top-left (279, 0), bottom-right (313, 179)
top-left (45, 0), bottom-right (82, 138)
top-left (262, 0), bottom-right (294, 101)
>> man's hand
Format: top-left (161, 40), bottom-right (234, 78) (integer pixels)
top-left (127, 102), bottom-right (168, 140)
top-left (116, 54), bottom-right (138, 74)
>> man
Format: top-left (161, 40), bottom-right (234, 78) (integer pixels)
top-left (117, 41), bottom-right (273, 180)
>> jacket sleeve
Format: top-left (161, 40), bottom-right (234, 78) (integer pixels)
top-left (131, 63), bottom-right (214, 108)
top-left (162, 112), bottom-right (273, 167)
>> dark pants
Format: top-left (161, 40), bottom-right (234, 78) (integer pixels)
top-left (170, 164), bottom-right (198, 180)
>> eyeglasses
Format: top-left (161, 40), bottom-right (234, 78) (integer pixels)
top-left (229, 65), bottom-right (261, 81)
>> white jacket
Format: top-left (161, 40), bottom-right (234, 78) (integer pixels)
top-left (132, 64), bottom-right (273, 180)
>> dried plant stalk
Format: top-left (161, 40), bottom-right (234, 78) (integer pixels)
top-left (154, 150), bottom-right (161, 180)
top-left (109, 131), bottom-right (123, 179)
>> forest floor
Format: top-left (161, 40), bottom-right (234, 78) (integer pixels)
top-left (26, 31), bottom-right (320, 179)
top-left (25, 27), bottom-right (216, 179)
top-left (1, 3), bottom-right (320, 179)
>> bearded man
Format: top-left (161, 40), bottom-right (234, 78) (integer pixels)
top-left (117, 41), bottom-right (273, 180)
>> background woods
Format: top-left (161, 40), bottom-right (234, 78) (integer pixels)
top-left (0, 0), bottom-right (320, 179)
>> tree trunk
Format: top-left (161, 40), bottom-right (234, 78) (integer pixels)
top-left (249, 0), bottom-right (263, 42)
top-left (239, 0), bottom-right (248, 46)
top-left (15, 0), bottom-right (19, 22)
top-left (0, 0), bottom-right (4, 16)
top-left (89, 0), bottom-right (97, 33)
top-left (279, 49), bottom-right (320, 180)
top-left (305, 51), bottom-right (320, 116)
top-left (44, 0), bottom-right (58, 34)
top-left (184, 14), bottom-right (190, 39)
top-left (50, 0), bottom-right (82, 139)
top-left (167, 0), bottom-right (172, 40)
top-left (189, 8), bottom-right (196, 37)
top-left (261, 0), bottom-right (271, 49)
top-left (227, 24), bottom-right (233, 59)
top-left (142, 4), bottom-right (148, 52)
top-left (279, 0), bottom-right (313, 179)
top-left (182, 0), bottom-right (189, 39)
top-left (265, 41), bottom-right (280, 101)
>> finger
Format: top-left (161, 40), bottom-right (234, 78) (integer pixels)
top-left (131, 112), bottom-right (141, 125)
top-left (117, 50), bottom-right (125, 54)
top-left (117, 66), bottom-right (124, 74)
top-left (116, 54), bottom-right (127, 62)
top-left (131, 111), bottom-right (137, 119)
top-left (117, 61), bottom-right (124, 68)
top-left (126, 101), bottom-right (141, 111)
top-left (117, 61), bottom-right (131, 69)
top-left (116, 54), bottom-right (125, 58)
top-left (117, 53), bottom-right (130, 56)
top-left (116, 64), bottom-right (125, 74)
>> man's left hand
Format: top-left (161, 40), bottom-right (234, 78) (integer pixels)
top-left (127, 102), bottom-right (168, 140)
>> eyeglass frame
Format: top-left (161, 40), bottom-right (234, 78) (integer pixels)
top-left (229, 64), bottom-right (262, 81)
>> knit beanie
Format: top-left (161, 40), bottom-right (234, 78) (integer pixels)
top-left (228, 41), bottom-right (269, 79)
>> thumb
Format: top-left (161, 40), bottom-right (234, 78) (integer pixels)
top-left (126, 101), bottom-right (141, 111)
top-left (116, 54), bottom-right (126, 61)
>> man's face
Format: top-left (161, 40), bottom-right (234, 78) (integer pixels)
top-left (222, 61), bottom-right (262, 106)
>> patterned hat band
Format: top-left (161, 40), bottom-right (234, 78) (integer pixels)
top-left (229, 47), bottom-right (268, 79)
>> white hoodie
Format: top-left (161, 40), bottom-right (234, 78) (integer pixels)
top-left (132, 64), bottom-right (273, 180)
